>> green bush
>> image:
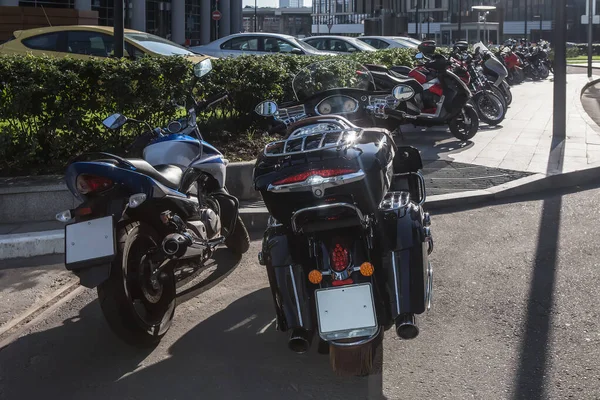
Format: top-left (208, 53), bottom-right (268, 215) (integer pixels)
top-left (0, 49), bottom-right (418, 176)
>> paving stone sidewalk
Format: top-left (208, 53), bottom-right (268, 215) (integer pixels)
top-left (398, 74), bottom-right (600, 174)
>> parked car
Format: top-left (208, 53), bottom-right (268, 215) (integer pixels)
top-left (189, 33), bottom-right (335, 58)
top-left (357, 36), bottom-right (419, 49)
top-left (0, 25), bottom-right (210, 62)
top-left (302, 35), bottom-right (377, 54)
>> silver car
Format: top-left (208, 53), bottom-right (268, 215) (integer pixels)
top-left (357, 36), bottom-right (420, 49)
top-left (189, 33), bottom-right (334, 58)
top-left (302, 35), bottom-right (377, 54)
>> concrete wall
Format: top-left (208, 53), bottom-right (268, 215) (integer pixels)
top-left (0, 162), bottom-right (260, 224)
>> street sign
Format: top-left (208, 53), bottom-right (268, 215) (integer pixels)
top-left (212, 10), bottom-right (222, 21)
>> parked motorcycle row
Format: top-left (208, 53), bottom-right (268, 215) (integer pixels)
top-left (52, 38), bottom-right (549, 376)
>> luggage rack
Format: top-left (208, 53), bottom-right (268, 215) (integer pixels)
top-left (263, 127), bottom-right (364, 157)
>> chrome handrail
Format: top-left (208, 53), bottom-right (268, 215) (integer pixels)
top-left (263, 127), bottom-right (363, 157)
top-left (290, 202), bottom-right (367, 233)
top-left (393, 171), bottom-right (427, 206)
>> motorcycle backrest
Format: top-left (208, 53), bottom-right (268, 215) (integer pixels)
top-left (393, 145), bottom-right (422, 173)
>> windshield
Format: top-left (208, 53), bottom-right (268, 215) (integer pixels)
top-left (292, 38), bottom-right (318, 51)
top-left (350, 38), bottom-right (377, 51)
top-left (292, 60), bottom-right (375, 101)
top-left (473, 41), bottom-right (491, 55)
top-left (125, 32), bottom-right (195, 56)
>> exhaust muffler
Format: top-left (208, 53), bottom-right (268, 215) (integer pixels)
top-left (288, 328), bottom-right (313, 354)
top-left (395, 313), bottom-right (419, 340)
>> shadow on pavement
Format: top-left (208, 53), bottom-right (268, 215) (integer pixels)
top-left (512, 130), bottom-right (564, 399)
top-left (0, 288), bottom-right (385, 400)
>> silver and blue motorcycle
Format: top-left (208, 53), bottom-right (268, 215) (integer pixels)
top-left (55, 59), bottom-right (250, 347)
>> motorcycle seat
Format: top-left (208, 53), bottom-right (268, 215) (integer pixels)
top-left (126, 159), bottom-right (184, 189)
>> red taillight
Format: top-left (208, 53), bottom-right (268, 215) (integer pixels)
top-left (273, 168), bottom-right (357, 185)
top-left (76, 174), bottom-right (113, 194)
top-left (330, 243), bottom-right (349, 272)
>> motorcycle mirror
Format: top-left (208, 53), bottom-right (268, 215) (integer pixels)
top-left (255, 100), bottom-right (279, 116)
top-left (415, 52), bottom-right (424, 59)
top-left (392, 85), bottom-right (415, 101)
top-left (103, 113), bottom-right (128, 130)
top-left (193, 58), bottom-right (213, 78)
top-left (167, 120), bottom-right (183, 134)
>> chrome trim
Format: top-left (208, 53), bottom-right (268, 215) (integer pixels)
top-left (393, 171), bottom-right (426, 206)
top-left (315, 95), bottom-right (359, 116)
top-left (290, 202), bottom-right (366, 234)
top-left (391, 251), bottom-right (401, 315)
top-left (289, 265), bottom-right (303, 327)
top-left (425, 261), bottom-right (433, 311)
top-left (379, 191), bottom-right (411, 210)
top-left (267, 170), bottom-right (365, 194)
top-left (328, 325), bottom-right (382, 347)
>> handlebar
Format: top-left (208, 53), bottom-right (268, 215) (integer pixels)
top-left (196, 91), bottom-right (228, 112)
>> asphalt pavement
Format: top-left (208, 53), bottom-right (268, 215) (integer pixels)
top-left (1, 183), bottom-right (600, 400)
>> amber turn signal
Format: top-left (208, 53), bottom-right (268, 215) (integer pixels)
top-left (308, 270), bottom-right (323, 284)
top-left (360, 262), bottom-right (374, 277)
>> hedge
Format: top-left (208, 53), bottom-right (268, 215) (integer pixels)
top-left (0, 48), bottom-right (421, 176)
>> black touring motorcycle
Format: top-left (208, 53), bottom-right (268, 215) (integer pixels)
top-left (253, 61), bottom-right (434, 375)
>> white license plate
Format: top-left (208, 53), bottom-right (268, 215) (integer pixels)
top-left (65, 216), bottom-right (115, 266)
top-left (315, 283), bottom-right (377, 336)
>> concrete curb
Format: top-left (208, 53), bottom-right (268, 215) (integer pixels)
top-left (568, 64), bottom-right (600, 70)
top-left (4, 164), bottom-right (600, 260)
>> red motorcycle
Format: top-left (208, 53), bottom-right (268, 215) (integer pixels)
top-left (498, 46), bottom-right (525, 85)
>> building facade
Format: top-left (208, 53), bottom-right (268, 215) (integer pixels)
top-left (279, 0), bottom-right (304, 8)
top-left (0, 0), bottom-right (243, 45)
top-left (311, 0), bottom-right (597, 43)
top-left (243, 6), bottom-right (311, 36)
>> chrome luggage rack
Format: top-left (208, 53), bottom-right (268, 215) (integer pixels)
top-left (263, 126), bottom-right (364, 157)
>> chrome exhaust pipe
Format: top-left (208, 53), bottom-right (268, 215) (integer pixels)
top-left (395, 313), bottom-right (419, 340)
top-left (288, 328), bottom-right (312, 354)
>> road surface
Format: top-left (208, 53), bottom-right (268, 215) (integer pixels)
top-left (1, 184), bottom-right (600, 400)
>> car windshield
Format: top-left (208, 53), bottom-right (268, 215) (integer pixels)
top-left (292, 60), bottom-right (374, 101)
top-left (392, 38), bottom-right (418, 48)
top-left (292, 38), bottom-right (318, 51)
top-left (349, 38), bottom-right (377, 51)
top-left (125, 32), bottom-right (195, 56)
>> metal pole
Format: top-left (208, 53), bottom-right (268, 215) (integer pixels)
top-left (254, 0), bottom-right (257, 32)
top-left (114, 0), bottom-right (124, 57)
top-left (588, 0), bottom-right (593, 77)
top-left (416, 0), bottom-right (420, 38)
top-left (525, 0), bottom-right (528, 41)
top-left (553, 0), bottom-right (567, 139)
top-left (458, 0), bottom-right (462, 40)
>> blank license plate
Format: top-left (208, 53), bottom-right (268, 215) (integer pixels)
top-left (315, 283), bottom-right (377, 335)
top-left (65, 216), bottom-right (115, 266)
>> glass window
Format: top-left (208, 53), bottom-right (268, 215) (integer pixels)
top-left (263, 38), bottom-right (300, 53)
top-left (329, 39), bottom-right (355, 52)
top-left (67, 31), bottom-right (114, 57)
top-left (221, 37), bottom-right (259, 51)
top-left (22, 33), bottom-right (61, 51)
top-left (125, 32), bottom-right (193, 55)
top-left (305, 38), bottom-right (326, 50)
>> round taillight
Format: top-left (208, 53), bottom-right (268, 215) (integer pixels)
top-left (330, 244), bottom-right (349, 272)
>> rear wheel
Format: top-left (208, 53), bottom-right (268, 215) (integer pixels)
top-left (449, 105), bottom-right (479, 141)
top-left (329, 330), bottom-right (383, 377)
top-left (500, 81), bottom-right (513, 106)
top-left (98, 221), bottom-right (176, 347)
top-left (474, 90), bottom-right (506, 126)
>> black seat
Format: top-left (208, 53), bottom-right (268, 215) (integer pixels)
top-left (127, 159), bottom-right (184, 189)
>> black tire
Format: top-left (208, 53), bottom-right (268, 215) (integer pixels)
top-left (474, 90), bottom-right (506, 126)
top-left (449, 105), bottom-right (479, 141)
top-left (98, 221), bottom-right (176, 348)
top-left (225, 215), bottom-right (250, 255)
top-left (513, 68), bottom-right (525, 84)
top-left (500, 81), bottom-right (513, 106)
top-left (489, 86), bottom-right (508, 110)
top-left (539, 64), bottom-right (550, 80)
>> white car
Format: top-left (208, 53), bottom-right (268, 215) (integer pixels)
top-left (357, 36), bottom-right (420, 49)
top-left (189, 33), bottom-right (334, 58)
top-left (302, 35), bottom-right (377, 54)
